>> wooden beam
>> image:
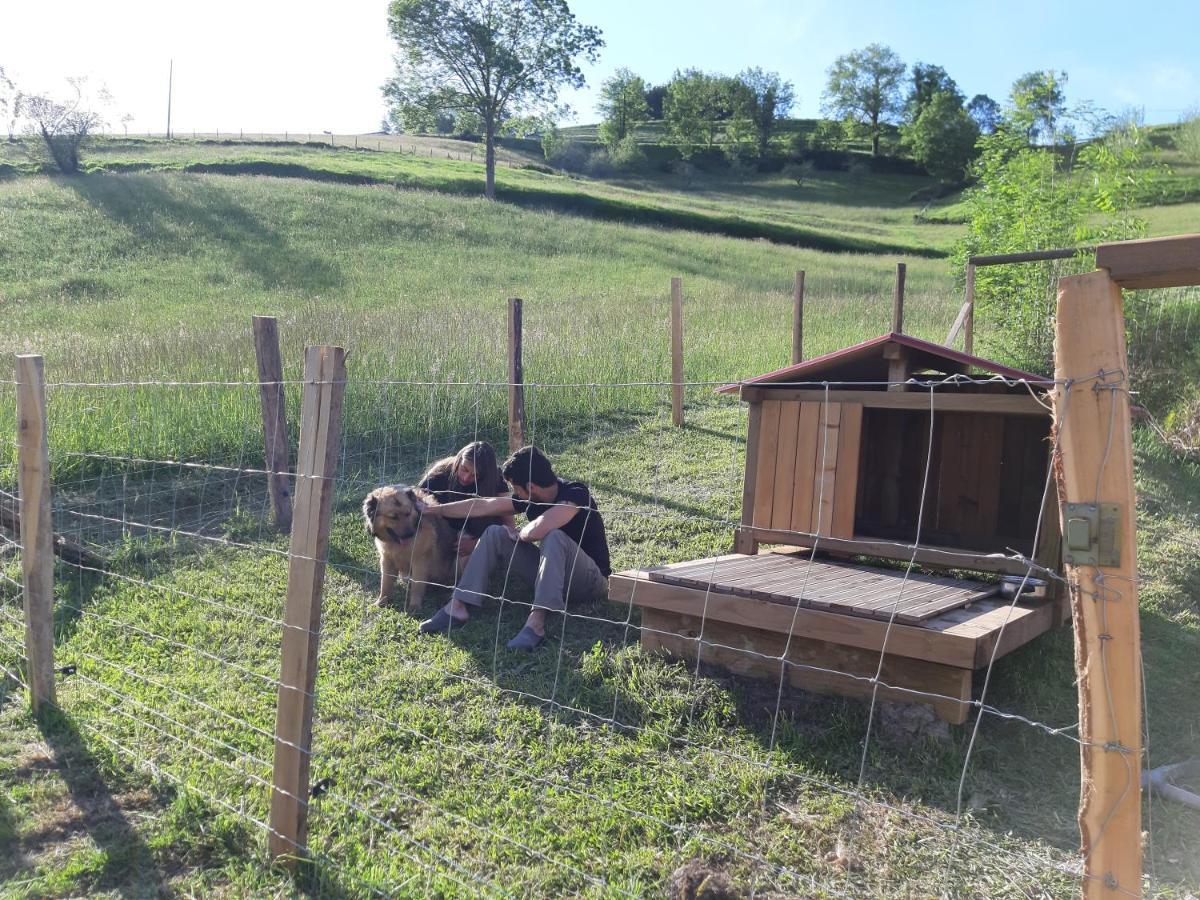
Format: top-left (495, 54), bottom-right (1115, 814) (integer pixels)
top-left (969, 247), bottom-right (1083, 267)
top-left (791, 270), bottom-right (805, 365)
top-left (269, 345), bottom-right (347, 863)
top-left (1095, 233), bottom-right (1200, 289)
top-left (671, 277), bottom-right (684, 427)
top-left (252, 316), bottom-right (293, 532)
top-left (740, 526), bottom-right (1051, 577)
top-left (740, 388), bottom-right (1048, 416)
top-left (734, 402), bottom-right (763, 555)
top-left (15, 355), bottom-right (55, 714)
top-left (1051, 270), bottom-right (1141, 898)
top-left (507, 298), bottom-right (526, 453)
top-left (963, 262), bottom-right (976, 357)
top-left (891, 262), bottom-right (906, 334)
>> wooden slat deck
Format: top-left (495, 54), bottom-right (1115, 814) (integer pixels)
top-left (648, 552), bottom-right (998, 625)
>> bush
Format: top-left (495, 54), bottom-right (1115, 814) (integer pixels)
top-left (1176, 110), bottom-right (1200, 163)
top-left (583, 148), bottom-right (613, 177)
top-left (608, 135), bottom-right (646, 170)
top-left (546, 140), bottom-right (590, 173)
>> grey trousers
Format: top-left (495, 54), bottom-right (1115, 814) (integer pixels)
top-left (452, 525), bottom-right (607, 612)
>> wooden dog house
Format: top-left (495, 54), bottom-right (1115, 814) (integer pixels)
top-left (609, 333), bottom-right (1066, 723)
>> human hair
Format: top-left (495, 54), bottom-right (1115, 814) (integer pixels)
top-left (418, 440), bottom-right (504, 497)
top-left (502, 445), bottom-right (556, 489)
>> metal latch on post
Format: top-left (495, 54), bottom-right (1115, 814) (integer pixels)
top-left (1062, 502), bottom-right (1121, 567)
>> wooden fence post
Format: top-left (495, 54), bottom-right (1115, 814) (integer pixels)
top-left (791, 270), bottom-right (805, 365)
top-left (15, 355), bottom-right (55, 714)
top-left (891, 262), bottom-right (906, 335)
top-left (671, 276), bottom-right (684, 427)
top-left (253, 317), bottom-right (293, 531)
top-left (507, 298), bottom-right (526, 453)
top-left (964, 262), bottom-right (975, 356)
top-left (1051, 271), bottom-right (1141, 898)
top-left (268, 346), bottom-right (347, 863)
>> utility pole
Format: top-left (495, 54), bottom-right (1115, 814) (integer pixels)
top-left (166, 59), bottom-right (173, 140)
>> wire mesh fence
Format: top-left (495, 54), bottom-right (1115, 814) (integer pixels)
top-left (0, 266), bottom-right (1196, 895)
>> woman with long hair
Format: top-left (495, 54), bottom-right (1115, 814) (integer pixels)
top-left (418, 441), bottom-right (514, 566)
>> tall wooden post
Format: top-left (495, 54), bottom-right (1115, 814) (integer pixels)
top-left (791, 270), bottom-right (805, 365)
top-left (253, 317), bottom-right (293, 531)
top-left (963, 262), bottom-right (976, 357)
top-left (1051, 271), bottom-right (1141, 898)
top-left (269, 346), bottom-right (347, 863)
top-left (891, 262), bottom-right (906, 335)
top-left (671, 276), bottom-right (684, 427)
top-left (507, 298), bottom-right (526, 453)
top-left (15, 355), bottom-right (55, 714)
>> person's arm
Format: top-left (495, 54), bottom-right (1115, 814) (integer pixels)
top-left (519, 503), bottom-right (578, 542)
top-left (425, 495), bottom-right (515, 519)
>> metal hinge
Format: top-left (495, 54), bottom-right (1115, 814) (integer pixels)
top-left (1062, 503), bottom-right (1121, 567)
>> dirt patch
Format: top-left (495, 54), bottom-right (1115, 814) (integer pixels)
top-left (667, 860), bottom-right (743, 899)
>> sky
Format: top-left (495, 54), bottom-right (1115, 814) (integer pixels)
top-left (2, 0), bottom-right (1198, 135)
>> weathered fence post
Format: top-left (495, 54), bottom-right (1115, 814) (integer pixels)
top-left (791, 270), bottom-right (805, 365)
top-left (253, 316), bottom-right (293, 531)
top-left (963, 262), bottom-right (975, 356)
top-left (1051, 270), bottom-right (1141, 898)
top-left (671, 276), bottom-right (684, 427)
top-left (507, 298), bottom-right (526, 453)
top-left (891, 262), bottom-right (906, 335)
top-left (15, 355), bottom-right (55, 714)
top-left (268, 345), bottom-right (347, 863)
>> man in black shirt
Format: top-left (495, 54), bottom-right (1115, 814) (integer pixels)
top-left (418, 445), bottom-right (610, 651)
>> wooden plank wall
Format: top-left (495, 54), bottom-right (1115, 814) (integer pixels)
top-left (750, 400), bottom-right (862, 540)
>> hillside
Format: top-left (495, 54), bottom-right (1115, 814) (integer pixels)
top-left (0, 135), bottom-right (1197, 897)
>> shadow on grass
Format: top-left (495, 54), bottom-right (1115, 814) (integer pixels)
top-left (34, 705), bottom-right (173, 896)
top-left (66, 173), bottom-right (342, 294)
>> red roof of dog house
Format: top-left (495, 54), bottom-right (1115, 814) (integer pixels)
top-left (717, 332), bottom-right (1051, 393)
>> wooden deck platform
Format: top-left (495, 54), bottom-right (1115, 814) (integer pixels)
top-left (609, 550), bottom-right (1062, 724)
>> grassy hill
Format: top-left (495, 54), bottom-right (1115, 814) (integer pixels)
top-left (0, 136), bottom-right (1197, 897)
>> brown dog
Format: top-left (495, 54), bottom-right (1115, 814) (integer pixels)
top-left (362, 485), bottom-right (457, 612)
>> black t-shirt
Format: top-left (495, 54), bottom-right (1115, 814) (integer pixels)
top-left (511, 479), bottom-right (611, 577)
top-left (419, 469), bottom-right (510, 539)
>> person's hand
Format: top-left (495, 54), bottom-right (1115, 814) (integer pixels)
top-left (420, 502), bottom-right (441, 517)
top-left (457, 536), bottom-right (477, 556)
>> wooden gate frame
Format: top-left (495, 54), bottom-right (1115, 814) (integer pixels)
top-left (1054, 233), bottom-right (1199, 898)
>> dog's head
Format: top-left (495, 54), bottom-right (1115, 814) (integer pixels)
top-left (362, 485), bottom-right (428, 545)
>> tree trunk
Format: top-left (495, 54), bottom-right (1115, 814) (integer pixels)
top-left (485, 118), bottom-right (496, 201)
top-left (871, 115), bottom-right (881, 157)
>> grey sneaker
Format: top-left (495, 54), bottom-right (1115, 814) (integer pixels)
top-left (505, 625), bottom-right (545, 651)
top-left (419, 607), bottom-right (468, 634)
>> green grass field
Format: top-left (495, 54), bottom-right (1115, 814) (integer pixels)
top-left (0, 138), bottom-right (1198, 898)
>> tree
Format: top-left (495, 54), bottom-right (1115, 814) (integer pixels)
top-left (21, 77), bottom-right (109, 174)
top-left (905, 63), bottom-right (961, 122)
top-left (384, 0), bottom-right (603, 200)
top-left (644, 83), bottom-right (667, 119)
top-left (1, 66), bottom-right (23, 142)
top-left (901, 91), bottom-right (978, 182)
top-left (727, 67), bottom-right (794, 159)
top-left (663, 69), bottom-right (732, 157)
top-left (1176, 108), bottom-right (1200, 164)
top-left (596, 67), bottom-right (648, 149)
top-left (822, 43), bottom-right (906, 157)
top-left (1008, 70), bottom-right (1067, 144)
top-left (966, 94), bottom-right (1002, 135)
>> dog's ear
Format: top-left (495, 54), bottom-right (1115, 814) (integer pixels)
top-left (405, 487), bottom-right (428, 515)
top-left (362, 493), bottom-right (379, 534)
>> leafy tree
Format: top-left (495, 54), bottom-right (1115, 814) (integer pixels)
top-left (596, 67), bottom-right (649, 149)
top-left (384, 0), bottom-right (603, 200)
top-left (0, 66), bottom-right (20, 141)
top-left (821, 43), bottom-right (906, 156)
top-left (1008, 70), bottom-right (1067, 144)
top-left (664, 69), bottom-right (732, 157)
top-left (905, 63), bottom-right (962, 122)
top-left (644, 83), bottom-right (667, 119)
top-left (726, 67), bottom-right (794, 159)
top-left (953, 122), bottom-right (1150, 373)
top-left (1176, 108), bottom-right (1200, 163)
top-left (901, 91), bottom-right (978, 182)
top-left (966, 94), bottom-right (1002, 135)
top-left (20, 77), bottom-right (109, 174)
